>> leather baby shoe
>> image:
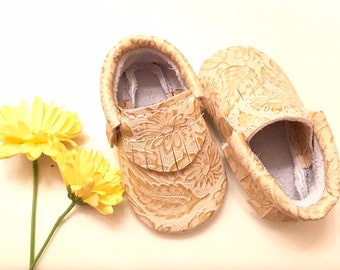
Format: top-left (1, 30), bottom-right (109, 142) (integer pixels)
top-left (199, 46), bottom-right (340, 222)
top-left (100, 35), bottom-right (227, 232)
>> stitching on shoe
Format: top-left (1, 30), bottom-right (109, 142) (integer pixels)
top-left (123, 113), bottom-right (204, 143)
top-left (122, 95), bottom-right (194, 120)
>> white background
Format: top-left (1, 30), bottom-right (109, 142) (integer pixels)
top-left (0, 0), bottom-right (340, 269)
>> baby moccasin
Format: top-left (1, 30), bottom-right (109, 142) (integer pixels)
top-left (199, 46), bottom-right (340, 222)
top-left (100, 35), bottom-right (227, 232)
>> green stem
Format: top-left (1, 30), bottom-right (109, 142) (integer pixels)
top-left (29, 201), bottom-right (76, 270)
top-left (29, 159), bottom-right (39, 267)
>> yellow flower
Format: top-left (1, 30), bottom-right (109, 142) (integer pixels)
top-left (56, 148), bottom-right (124, 215)
top-left (0, 97), bottom-right (82, 160)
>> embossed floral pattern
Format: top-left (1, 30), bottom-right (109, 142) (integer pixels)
top-left (121, 92), bottom-right (206, 172)
top-left (199, 47), bottom-right (308, 139)
top-left (117, 90), bottom-right (226, 232)
top-left (100, 35), bottom-right (227, 232)
top-left (199, 46), bottom-right (340, 221)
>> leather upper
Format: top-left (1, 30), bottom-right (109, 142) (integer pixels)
top-left (120, 91), bottom-right (206, 172)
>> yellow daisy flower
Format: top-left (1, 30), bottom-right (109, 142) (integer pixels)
top-left (0, 97), bottom-right (82, 160)
top-left (56, 148), bottom-right (124, 215)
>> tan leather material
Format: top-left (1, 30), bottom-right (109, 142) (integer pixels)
top-left (121, 91), bottom-right (207, 172)
top-left (286, 121), bottom-right (313, 168)
top-left (106, 120), bottom-right (120, 147)
top-left (100, 35), bottom-right (227, 232)
top-left (222, 132), bottom-right (298, 222)
top-left (199, 46), bottom-right (340, 221)
top-left (118, 126), bottom-right (226, 232)
top-left (199, 47), bottom-right (307, 139)
top-left (100, 36), bottom-right (202, 138)
top-left (223, 111), bottom-right (340, 221)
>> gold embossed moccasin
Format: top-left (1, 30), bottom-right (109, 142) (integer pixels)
top-left (100, 35), bottom-right (227, 232)
top-left (199, 46), bottom-right (340, 222)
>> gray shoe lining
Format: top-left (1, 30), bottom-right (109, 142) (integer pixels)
top-left (115, 48), bottom-right (186, 108)
top-left (249, 121), bottom-right (325, 207)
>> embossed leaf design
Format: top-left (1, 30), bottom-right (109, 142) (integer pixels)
top-left (130, 175), bottom-right (201, 219)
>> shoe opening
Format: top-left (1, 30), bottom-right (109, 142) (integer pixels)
top-left (249, 120), bottom-right (325, 207)
top-left (115, 48), bottom-right (187, 109)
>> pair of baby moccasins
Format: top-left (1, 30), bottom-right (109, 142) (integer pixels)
top-left (100, 35), bottom-right (340, 233)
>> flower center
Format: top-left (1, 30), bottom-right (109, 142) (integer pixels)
top-left (201, 164), bottom-right (210, 176)
top-left (161, 125), bottom-right (174, 135)
top-left (28, 131), bottom-right (49, 144)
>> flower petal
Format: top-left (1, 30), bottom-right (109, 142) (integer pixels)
top-left (20, 143), bottom-right (43, 161)
top-left (95, 204), bottom-right (113, 215)
top-left (0, 97), bottom-right (82, 161)
top-left (82, 193), bottom-right (99, 207)
top-left (31, 97), bottom-right (45, 133)
top-left (56, 147), bottom-right (124, 214)
top-left (0, 143), bottom-right (21, 159)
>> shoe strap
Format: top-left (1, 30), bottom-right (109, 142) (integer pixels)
top-left (119, 91), bottom-right (207, 172)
